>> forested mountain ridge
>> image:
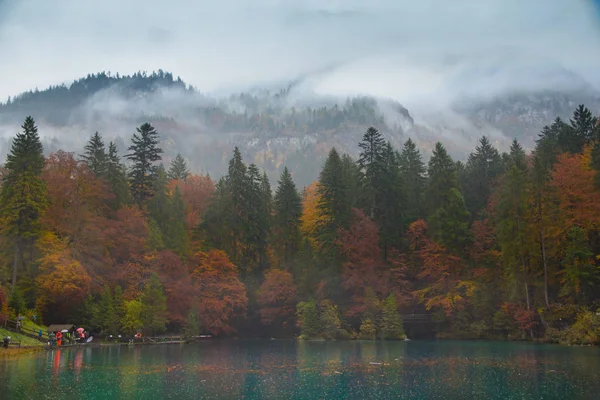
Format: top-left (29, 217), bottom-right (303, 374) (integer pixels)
top-left (0, 102), bottom-right (599, 344)
top-left (1, 71), bottom-right (598, 186)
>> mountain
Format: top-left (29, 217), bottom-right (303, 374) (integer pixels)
top-left (0, 70), bottom-right (598, 186)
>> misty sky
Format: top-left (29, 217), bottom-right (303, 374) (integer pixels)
top-left (1, 0), bottom-right (600, 108)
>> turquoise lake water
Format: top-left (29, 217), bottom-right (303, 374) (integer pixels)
top-left (1, 340), bottom-right (599, 399)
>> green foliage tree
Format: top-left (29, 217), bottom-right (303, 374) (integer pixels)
top-left (165, 187), bottom-right (189, 256)
top-left (184, 307), bottom-right (201, 338)
top-left (399, 138), bottom-right (426, 224)
top-left (359, 317), bottom-right (377, 340)
top-left (428, 188), bottom-right (471, 254)
top-left (168, 153), bottom-right (190, 181)
top-left (0, 116), bottom-right (47, 289)
top-left (380, 294), bottom-right (405, 340)
top-left (121, 299), bottom-right (143, 336)
top-left (105, 141), bottom-right (131, 210)
top-left (80, 131), bottom-right (107, 176)
top-left (140, 274), bottom-right (168, 334)
top-left (560, 227), bottom-right (599, 303)
top-left (274, 167), bottom-right (302, 263)
top-left (8, 287), bottom-right (26, 316)
top-left (462, 137), bottom-right (503, 217)
top-left (126, 123), bottom-right (163, 207)
top-left (426, 142), bottom-right (457, 215)
top-left (320, 300), bottom-right (346, 340)
top-left (296, 298), bottom-right (320, 339)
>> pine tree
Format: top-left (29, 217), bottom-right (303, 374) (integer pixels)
top-left (380, 294), bottom-right (405, 340)
top-left (140, 273), bottom-right (168, 334)
top-left (274, 167), bottom-right (302, 263)
top-left (0, 116), bottom-right (47, 290)
top-left (426, 142), bottom-right (457, 215)
top-left (378, 143), bottom-right (404, 258)
top-left (168, 153), bottom-right (189, 181)
top-left (463, 137), bottom-right (503, 217)
top-left (569, 105), bottom-right (597, 151)
top-left (147, 165), bottom-right (170, 237)
top-left (228, 147), bottom-right (248, 264)
top-left (428, 188), bottom-right (471, 254)
top-left (105, 141), bottom-right (131, 210)
top-left (80, 131), bottom-right (107, 176)
top-left (399, 138), bottom-right (426, 224)
top-left (126, 123), bottom-right (163, 207)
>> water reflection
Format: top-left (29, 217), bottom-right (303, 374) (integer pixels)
top-left (1, 341), bottom-right (599, 399)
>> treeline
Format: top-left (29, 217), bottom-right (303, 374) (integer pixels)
top-left (1, 105), bottom-right (599, 343)
top-left (0, 71), bottom-right (399, 136)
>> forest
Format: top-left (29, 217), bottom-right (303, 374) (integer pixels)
top-left (0, 104), bottom-right (599, 344)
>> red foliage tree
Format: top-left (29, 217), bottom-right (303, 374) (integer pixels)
top-left (257, 269), bottom-right (297, 330)
top-left (190, 250), bottom-right (247, 335)
top-left (170, 174), bottom-right (215, 230)
top-left (338, 209), bottom-right (409, 318)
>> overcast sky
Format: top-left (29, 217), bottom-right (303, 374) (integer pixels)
top-left (0, 0), bottom-right (599, 107)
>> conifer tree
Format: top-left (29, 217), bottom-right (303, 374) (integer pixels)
top-left (80, 131), bottom-right (107, 176)
top-left (399, 138), bottom-right (426, 224)
top-left (126, 123), bottom-right (163, 207)
top-left (358, 127), bottom-right (386, 219)
top-left (0, 116), bottom-right (47, 289)
top-left (105, 141), bottom-right (131, 210)
top-left (463, 137), bottom-right (503, 217)
top-left (316, 148), bottom-right (351, 262)
top-left (426, 142), bottom-right (457, 215)
top-left (228, 147), bottom-right (248, 264)
top-left (168, 153), bottom-right (189, 181)
top-left (147, 165), bottom-right (170, 236)
top-left (428, 188), bottom-right (471, 254)
top-left (569, 105), bottom-right (598, 150)
top-left (165, 186), bottom-right (189, 256)
top-left (274, 167), bottom-right (302, 263)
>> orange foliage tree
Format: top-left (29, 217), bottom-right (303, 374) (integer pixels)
top-left (36, 232), bottom-right (92, 318)
top-left (42, 151), bottom-right (111, 276)
top-left (550, 150), bottom-right (600, 233)
top-left (190, 250), bottom-right (247, 335)
top-left (257, 269), bottom-right (297, 330)
top-left (408, 220), bottom-right (475, 316)
top-left (300, 181), bottom-right (325, 249)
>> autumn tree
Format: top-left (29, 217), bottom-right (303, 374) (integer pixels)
top-left (126, 122), bottom-right (163, 207)
top-left (190, 250), bottom-right (247, 335)
top-left (257, 269), bottom-right (297, 332)
top-left (0, 116), bottom-right (47, 290)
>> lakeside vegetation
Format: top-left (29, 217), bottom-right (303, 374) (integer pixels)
top-left (0, 104), bottom-right (599, 345)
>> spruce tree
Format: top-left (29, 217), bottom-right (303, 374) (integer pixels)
top-left (80, 131), bottom-right (107, 176)
top-left (316, 148), bottom-right (351, 263)
top-left (0, 116), bottom-right (47, 289)
top-left (569, 105), bottom-right (597, 150)
top-left (126, 122), bottom-right (163, 207)
top-left (426, 142), bottom-right (457, 214)
top-left (399, 138), bottom-right (426, 224)
top-left (463, 137), bottom-right (503, 217)
top-left (228, 147), bottom-right (248, 264)
top-left (428, 188), bottom-right (471, 254)
top-left (105, 141), bottom-right (131, 210)
top-left (358, 127), bottom-right (386, 219)
top-left (168, 153), bottom-right (190, 181)
top-left (274, 167), bottom-right (302, 263)
top-left (147, 165), bottom-right (170, 237)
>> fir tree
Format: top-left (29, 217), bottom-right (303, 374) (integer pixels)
top-left (274, 167), bottom-right (302, 263)
top-left (165, 186), bottom-right (189, 256)
top-left (126, 123), bottom-right (163, 207)
top-left (399, 138), bottom-right (426, 224)
top-left (80, 131), bottom-right (107, 176)
top-left (0, 116), bottom-right (47, 289)
top-left (428, 188), bottom-right (471, 255)
top-left (358, 127), bottom-right (386, 219)
top-left (569, 105), bottom-right (598, 151)
top-left (147, 165), bottom-right (170, 237)
top-left (228, 147), bottom-right (248, 264)
top-left (168, 153), bottom-right (190, 181)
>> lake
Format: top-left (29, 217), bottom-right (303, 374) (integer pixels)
top-left (1, 340), bottom-right (599, 399)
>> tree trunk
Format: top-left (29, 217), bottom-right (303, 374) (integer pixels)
top-left (524, 280), bottom-right (534, 339)
top-left (539, 227), bottom-right (550, 309)
top-left (11, 242), bottom-right (19, 291)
